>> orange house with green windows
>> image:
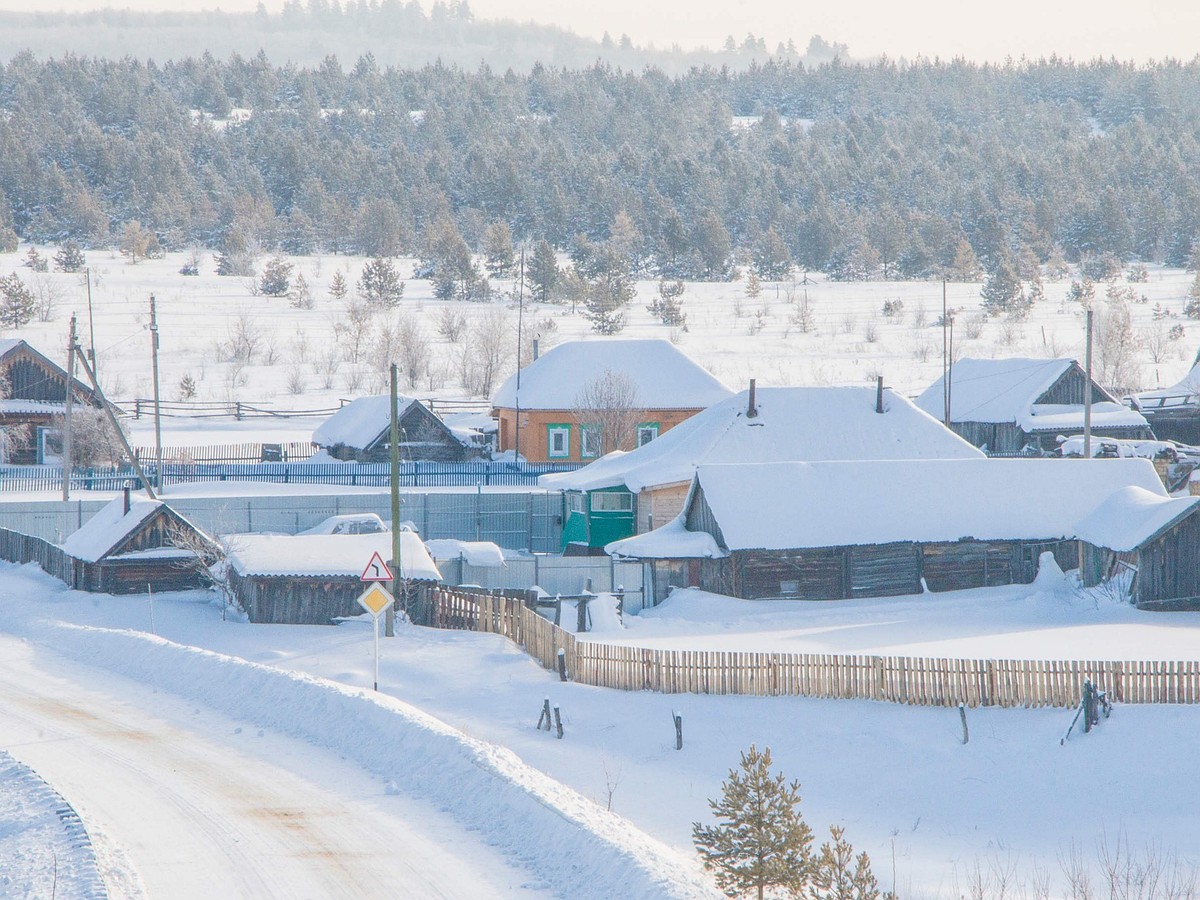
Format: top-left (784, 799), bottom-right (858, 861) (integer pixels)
top-left (490, 339), bottom-right (732, 465)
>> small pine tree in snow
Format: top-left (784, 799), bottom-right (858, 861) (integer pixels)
top-left (807, 826), bottom-right (883, 900)
top-left (745, 271), bottom-right (762, 299)
top-left (258, 255), bottom-right (293, 297)
top-left (54, 241), bottom-right (86, 273)
top-left (0, 273), bottom-right (36, 328)
top-left (693, 744), bottom-right (813, 899)
top-left (328, 270), bottom-right (349, 301)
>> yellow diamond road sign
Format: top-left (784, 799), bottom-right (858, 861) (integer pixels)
top-left (357, 584), bottom-right (393, 617)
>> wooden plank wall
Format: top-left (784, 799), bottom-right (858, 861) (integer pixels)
top-left (429, 588), bottom-right (1200, 708)
top-left (0, 527), bottom-right (75, 585)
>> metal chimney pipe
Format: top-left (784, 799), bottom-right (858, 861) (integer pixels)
top-left (532, 337), bottom-right (540, 361)
top-left (876, 376), bottom-right (884, 414)
top-left (123, 485), bottom-right (131, 515)
top-left (747, 379), bottom-right (757, 418)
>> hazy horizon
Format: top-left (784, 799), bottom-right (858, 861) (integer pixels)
top-left (3, 0), bottom-right (1198, 63)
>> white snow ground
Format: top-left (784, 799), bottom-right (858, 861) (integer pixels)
top-left (1, 560), bottom-right (1198, 898)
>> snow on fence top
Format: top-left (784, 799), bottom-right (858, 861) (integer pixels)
top-left (610, 458), bottom-right (1166, 556)
top-left (916, 357), bottom-right (1147, 432)
top-left (1073, 486), bottom-right (1200, 552)
top-left (424, 539), bottom-right (507, 567)
top-left (227, 531), bottom-right (441, 581)
top-left (544, 386), bottom-right (983, 493)
top-left (491, 339), bottom-right (732, 411)
top-left (312, 395), bottom-right (419, 449)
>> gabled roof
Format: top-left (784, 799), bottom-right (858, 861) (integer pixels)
top-left (312, 395), bottom-right (421, 450)
top-left (1073, 486), bottom-right (1200, 552)
top-left (226, 531), bottom-right (441, 581)
top-left (0, 338), bottom-right (107, 409)
top-left (492, 339), bottom-right (732, 411)
top-left (59, 495), bottom-right (205, 563)
top-left (607, 458), bottom-right (1166, 557)
top-left (917, 357), bottom-right (1147, 434)
top-left (543, 386), bottom-right (983, 493)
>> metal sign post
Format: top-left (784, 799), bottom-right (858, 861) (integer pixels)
top-left (357, 583), bottom-right (394, 691)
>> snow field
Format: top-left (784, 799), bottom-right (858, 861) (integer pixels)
top-left (3, 247), bottom-right (1196, 423)
top-left (3, 560), bottom-right (1198, 897)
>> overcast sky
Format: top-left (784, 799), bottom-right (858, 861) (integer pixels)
top-left (15, 0), bottom-right (1200, 62)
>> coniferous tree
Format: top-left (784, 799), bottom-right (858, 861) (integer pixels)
top-left (692, 745), bottom-right (813, 900)
top-left (482, 221), bottom-right (516, 278)
top-left (0, 274), bottom-right (37, 328)
top-left (357, 257), bottom-right (405, 308)
top-left (807, 826), bottom-right (882, 900)
top-left (54, 241), bottom-right (86, 273)
top-left (980, 257), bottom-right (1023, 317)
top-left (258, 255), bottom-right (293, 297)
top-left (328, 270), bottom-right (349, 301)
top-left (752, 227), bottom-right (792, 281)
top-left (527, 239), bottom-right (559, 303)
top-left (1185, 272), bottom-right (1200, 319)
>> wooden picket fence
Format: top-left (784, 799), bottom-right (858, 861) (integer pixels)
top-left (428, 588), bottom-right (1200, 708)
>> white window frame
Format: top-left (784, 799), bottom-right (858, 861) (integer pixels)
top-left (636, 423), bottom-right (660, 447)
top-left (547, 424), bottom-right (571, 459)
top-left (581, 425), bottom-right (603, 459)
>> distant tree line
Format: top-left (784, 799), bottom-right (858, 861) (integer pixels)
top-left (2, 53), bottom-right (1200, 287)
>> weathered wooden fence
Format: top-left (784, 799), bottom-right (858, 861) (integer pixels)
top-left (428, 588), bottom-right (1200, 708)
top-left (0, 527), bottom-right (74, 584)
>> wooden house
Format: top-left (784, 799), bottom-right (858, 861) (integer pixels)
top-left (608, 458), bottom-right (1167, 605)
top-left (1129, 355), bottom-right (1200, 444)
top-left (58, 491), bottom-right (216, 594)
top-left (226, 531), bottom-right (442, 625)
top-left (491, 339), bottom-right (732, 464)
top-left (1077, 487), bottom-right (1200, 609)
top-left (543, 385), bottom-right (983, 552)
top-left (313, 395), bottom-right (477, 463)
top-left (0, 338), bottom-right (110, 464)
top-left (916, 357), bottom-right (1152, 454)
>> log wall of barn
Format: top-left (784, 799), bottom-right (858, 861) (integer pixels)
top-left (1133, 514), bottom-right (1200, 606)
top-left (723, 539), bottom-right (1074, 600)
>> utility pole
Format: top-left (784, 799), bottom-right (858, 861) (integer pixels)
top-left (941, 279), bottom-right (949, 426)
top-left (62, 316), bottom-right (77, 503)
top-left (388, 362), bottom-right (400, 637)
top-left (1084, 308), bottom-right (1094, 459)
top-left (514, 247), bottom-right (525, 462)
top-left (73, 344), bottom-right (156, 500)
top-left (84, 268), bottom-right (97, 375)
top-left (149, 294), bottom-right (163, 491)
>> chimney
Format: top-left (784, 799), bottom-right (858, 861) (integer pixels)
top-left (875, 376), bottom-right (884, 414)
top-left (532, 337), bottom-right (540, 361)
top-left (123, 485), bottom-right (131, 515)
top-left (747, 379), bottom-right (758, 418)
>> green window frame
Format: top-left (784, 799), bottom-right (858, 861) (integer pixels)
top-left (636, 422), bottom-right (660, 447)
top-left (547, 424), bottom-right (571, 459)
top-left (580, 424), bottom-right (602, 459)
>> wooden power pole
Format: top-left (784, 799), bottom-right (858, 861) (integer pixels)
top-left (388, 362), bottom-right (401, 637)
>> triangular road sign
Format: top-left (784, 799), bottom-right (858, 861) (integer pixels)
top-left (360, 551), bottom-right (394, 583)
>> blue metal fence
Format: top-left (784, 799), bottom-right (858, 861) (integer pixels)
top-left (0, 461), bottom-right (582, 493)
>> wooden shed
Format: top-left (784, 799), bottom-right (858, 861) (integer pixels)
top-left (58, 492), bottom-right (216, 594)
top-left (608, 458), bottom-right (1167, 605)
top-left (226, 531), bottom-right (442, 625)
top-left (1077, 486), bottom-right (1200, 609)
top-left (916, 357), bottom-right (1152, 453)
top-left (313, 395), bottom-right (477, 463)
top-left (0, 338), bottom-right (111, 464)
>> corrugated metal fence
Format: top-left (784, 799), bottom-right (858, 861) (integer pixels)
top-left (435, 555), bottom-right (645, 612)
top-left (430, 588), bottom-right (1200, 707)
top-left (0, 491), bottom-right (564, 553)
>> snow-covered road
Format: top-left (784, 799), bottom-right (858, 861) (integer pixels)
top-left (0, 634), bottom-right (547, 899)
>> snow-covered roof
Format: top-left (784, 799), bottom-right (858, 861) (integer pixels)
top-left (0, 338), bottom-right (22, 358)
top-left (226, 531), bottom-right (441, 581)
top-left (59, 495), bottom-right (173, 563)
top-left (492, 339), bottom-right (732, 411)
top-left (424, 539), bottom-right (507, 567)
top-left (917, 357), bottom-right (1074, 424)
top-left (297, 513), bottom-right (388, 535)
top-left (0, 399), bottom-right (66, 415)
top-left (543, 386), bottom-right (983, 493)
top-left (607, 516), bottom-right (726, 560)
top-left (313, 396), bottom-right (418, 449)
top-left (608, 458), bottom-right (1167, 556)
top-left (916, 358), bottom-right (1146, 433)
top-left (1074, 487), bottom-right (1200, 552)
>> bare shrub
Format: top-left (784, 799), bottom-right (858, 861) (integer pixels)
top-left (31, 272), bottom-right (63, 322)
top-left (286, 366), bottom-right (307, 395)
top-left (458, 307), bottom-right (512, 397)
top-left (573, 369), bottom-right (642, 456)
top-left (862, 319), bottom-right (879, 343)
top-left (963, 312), bottom-right (986, 340)
top-left (314, 347), bottom-right (340, 390)
top-left (999, 317), bottom-right (1023, 346)
top-left (841, 312), bottom-right (857, 335)
top-left (221, 313), bottom-right (262, 364)
top-left (333, 301), bottom-right (374, 364)
top-left (437, 306), bottom-right (468, 342)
